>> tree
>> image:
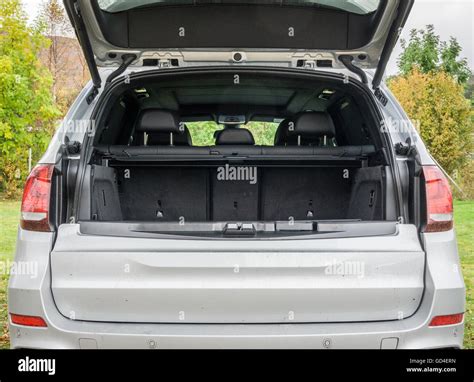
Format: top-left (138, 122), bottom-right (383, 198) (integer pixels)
top-left (0, 0), bottom-right (60, 197)
top-left (389, 69), bottom-right (472, 176)
top-left (465, 75), bottom-right (474, 104)
top-left (35, 0), bottom-right (89, 113)
top-left (36, 0), bottom-right (74, 102)
top-left (398, 25), bottom-right (471, 85)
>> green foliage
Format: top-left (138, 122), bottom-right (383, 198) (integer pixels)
top-left (455, 160), bottom-right (474, 200)
top-left (389, 69), bottom-right (472, 176)
top-left (398, 25), bottom-right (471, 85)
top-left (465, 76), bottom-right (474, 102)
top-left (246, 121), bottom-right (279, 146)
top-left (393, 24), bottom-right (473, 195)
top-left (0, 0), bottom-right (60, 198)
top-left (186, 121), bottom-right (218, 146)
top-left (187, 121), bottom-right (278, 146)
top-left (440, 37), bottom-right (472, 85)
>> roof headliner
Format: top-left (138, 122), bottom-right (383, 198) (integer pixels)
top-left (131, 75), bottom-right (349, 121)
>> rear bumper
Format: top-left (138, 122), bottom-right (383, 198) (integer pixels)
top-left (8, 314), bottom-right (464, 350)
top-left (8, 228), bottom-right (465, 349)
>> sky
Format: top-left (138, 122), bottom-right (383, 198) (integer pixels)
top-left (22, 0), bottom-right (474, 75)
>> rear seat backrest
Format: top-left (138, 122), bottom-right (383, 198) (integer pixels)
top-left (274, 119), bottom-right (293, 146)
top-left (275, 114), bottom-right (335, 147)
top-left (146, 125), bottom-right (192, 146)
top-left (290, 112), bottom-right (336, 146)
top-left (135, 109), bottom-right (191, 146)
top-left (96, 109), bottom-right (376, 158)
top-left (215, 128), bottom-right (255, 145)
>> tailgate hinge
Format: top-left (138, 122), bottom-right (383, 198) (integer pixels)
top-left (374, 88), bottom-right (389, 107)
top-left (339, 55), bottom-right (368, 85)
top-left (394, 138), bottom-right (414, 156)
top-left (105, 54), bottom-right (138, 88)
top-left (86, 87), bottom-right (99, 104)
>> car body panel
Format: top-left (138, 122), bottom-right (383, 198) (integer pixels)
top-left (49, 224), bottom-right (425, 323)
top-left (8, 227), bottom-right (464, 349)
top-left (64, 0), bottom-right (414, 88)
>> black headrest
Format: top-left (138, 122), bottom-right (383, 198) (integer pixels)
top-left (215, 128), bottom-right (255, 145)
top-left (136, 109), bottom-right (181, 133)
top-left (147, 125), bottom-right (193, 146)
top-left (292, 112), bottom-right (336, 138)
top-left (274, 119), bottom-right (293, 146)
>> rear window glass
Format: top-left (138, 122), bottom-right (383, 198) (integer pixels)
top-left (98, 0), bottom-right (381, 15)
top-left (187, 121), bottom-right (279, 146)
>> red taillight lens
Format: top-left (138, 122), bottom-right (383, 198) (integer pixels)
top-left (422, 166), bottom-right (453, 233)
top-left (10, 313), bottom-right (48, 327)
top-left (20, 164), bottom-right (54, 232)
top-left (429, 313), bottom-right (464, 327)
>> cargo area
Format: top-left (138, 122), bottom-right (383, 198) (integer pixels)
top-left (88, 163), bottom-right (385, 224)
top-left (73, 69), bottom-right (398, 230)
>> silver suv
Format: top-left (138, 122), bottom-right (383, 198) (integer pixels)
top-left (8, 0), bottom-right (465, 349)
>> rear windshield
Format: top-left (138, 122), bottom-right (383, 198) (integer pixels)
top-left (187, 121), bottom-right (279, 146)
top-left (98, 0), bottom-right (381, 15)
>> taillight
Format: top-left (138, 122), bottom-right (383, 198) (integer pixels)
top-left (20, 164), bottom-right (54, 232)
top-left (10, 313), bottom-right (48, 327)
top-left (429, 313), bottom-right (464, 327)
top-left (422, 166), bottom-right (453, 233)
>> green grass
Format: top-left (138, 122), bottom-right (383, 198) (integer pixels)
top-left (0, 200), bottom-right (472, 349)
top-left (454, 200), bottom-right (474, 348)
top-left (0, 200), bottom-right (20, 349)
